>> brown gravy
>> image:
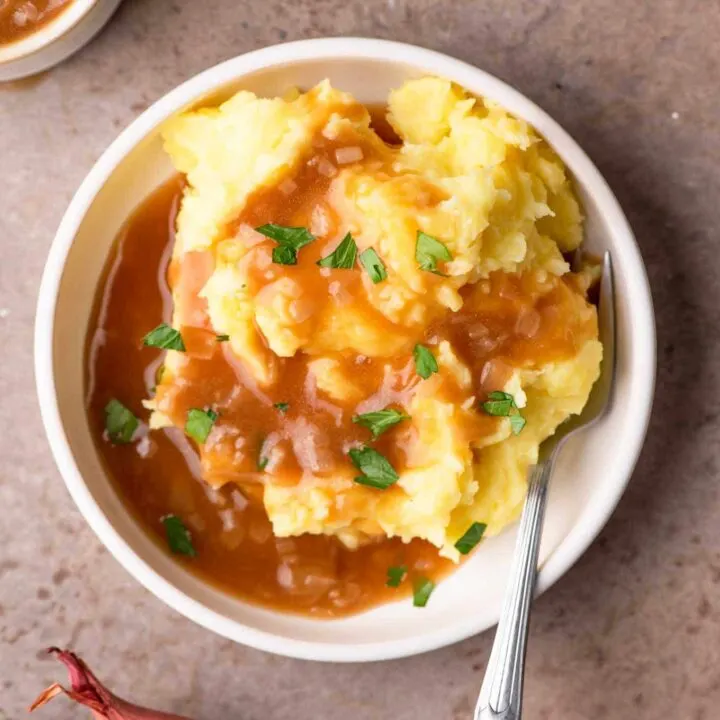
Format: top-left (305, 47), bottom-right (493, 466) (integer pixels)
top-left (151, 103), bottom-right (445, 489)
top-left (86, 107), bottom-right (595, 617)
top-left (86, 176), bottom-right (456, 617)
top-left (0, 0), bottom-right (73, 46)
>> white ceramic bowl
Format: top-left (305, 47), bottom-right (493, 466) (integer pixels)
top-left (0, 0), bottom-right (122, 82)
top-left (35, 38), bottom-right (655, 662)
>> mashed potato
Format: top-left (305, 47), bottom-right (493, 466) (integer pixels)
top-left (151, 77), bottom-right (601, 562)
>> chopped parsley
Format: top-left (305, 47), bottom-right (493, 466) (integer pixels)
top-left (104, 399), bottom-right (139, 444)
top-left (255, 223), bottom-right (316, 265)
top-left (482, 391), bottom-right (514, 415)
top-left (216, 334), bottom-right (230, 342)
top-left (413, 343), bottom-right (438, 379)
top-left (271, 244), bottom-right (297, 265)
top-left (258, 437), bottom-right (269, 471)
top-left (509, 414), bottom-right (527, 434)
top-left (386, 565), bottom-right (407, 588)
top-left (412, 577), bottom-right (435, 607)
top-left (185, 408), bottom-right (218, 444)
top-left (162, 515), bottom-right (197, 557)
top-left (454, 522), bottom-right (487, 555)
top-left (349, 446), bottom-right (399, 489)
top-left (352, 408), bottom-right (409, 439)
top-left (273, 402), bottom-right (289, 413)
top-left (359, 247), bottom-right (387, 283)
top-left (415, 231), bottom-right (452, 275)
top-left (317, 232), bottom-right (357, 269)
top-left (481, 391), bottom-right (526, 435)
top-left (142, 323), bottom-right (185, 351)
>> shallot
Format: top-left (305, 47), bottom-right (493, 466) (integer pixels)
top-left (334, 146), bottom-right (363, 165)
top-left (30, 648), bottom-right (192, 719)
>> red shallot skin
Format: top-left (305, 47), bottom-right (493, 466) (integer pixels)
top-left (29, 648), bottom-right (193, 720)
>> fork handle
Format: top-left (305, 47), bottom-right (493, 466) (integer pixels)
top-left (474, 458), bottom-right (553, 720)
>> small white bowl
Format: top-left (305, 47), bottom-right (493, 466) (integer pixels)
top-left (35, 38), bottom-right (655, 662)
top-left (0, 0), bottom-right (123, 82)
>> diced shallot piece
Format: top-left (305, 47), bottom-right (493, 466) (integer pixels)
top-left (291, 418), bottom-right (336, 473)
top-left (219, 509), bottom-right (245, 550)
top-left (236, 223), bottom-right (268, 248)
top-left (252, 245), bottom-right (273, 271)
top-left (327, 581), bottom-right (362, 608)
top-left (289, 295), bottom-right (316, 323)
top-left (328, 280), bottom-right (352, 307)
top-left (314, 155), bottom-right (337, 178)
top-left (260, 432), bottom-right (286, 474)
top-left (255, 277), bottom-right (302, 309)
top-left (276, 561), bottom-right (337, 601)
top-left (275, 536), bottom-right (300, 560)
top-left (334, 146), bottom-right (364, 165)
top-left (248, 517), bottom-right (273, 544)
top-left (310, 203), bottom-right (331, 237)
top-left (231, 488), bottom-right (249, 511)
top-left (467, 322), bottom-right (489, 339)
top-left (470, 334), bottom-right (501, 356)
top-left (480, 358), bottom-right (513, 391)
top-left (515, 306), bottom-right (542, 338)
top-left (278, 178), bottom-right (298, 195)
top-left (13, 3), bottom-right (39, 26)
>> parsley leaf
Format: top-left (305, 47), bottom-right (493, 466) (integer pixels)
top-left (255, 224), bottom-right (316, 265)
top-left (352, 408), bottom-right (409, 439)
top-left (481, 391), bottom-right (526, 435)
top-left (258, 436), bottom-right (269, 470)
top-left (256, 224), bottom-right (315, 247)
top-left (482, 391), bottom-right (515, 416)
top-left (386, 565), bottom-right (407, 588)
top-left (413, 344), bottom-right (438, 379)
top-left (273, 402), bottom-right (289, 413)
top-left (509, 414), bottom-right (527, 435)
top-left (349, 446), bottom-right (399, 489)
top-left (454, 522), bottom-right (487, 555)
top-left (415, 231), bottom-right (452, 275)
top-left (216, 334), bottom-right (230, 342)
top-left (162, 515), bottom-right (197, 557)
top-left (359, 247), bottom-right (387, 283)
top-left (104, 399), bottom-right (139, 444)
top-left (272, 244), bottom-right (297, 265)
top-left (185, 408), bottom-right (218, 444)
top-left (413, 577), bottom-right (435, 607)
top-left (143, 323), bottom-right (185, 351)
top-left (317, 232), bottom-right (357, 269)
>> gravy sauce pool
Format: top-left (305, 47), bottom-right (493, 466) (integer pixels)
top-left (0, 0), bottom-right (73, 46)
top-left (86, 107), bottom-right (594, 617)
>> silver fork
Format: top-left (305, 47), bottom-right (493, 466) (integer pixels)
top-left (474, 251), bottom-right (616, 720)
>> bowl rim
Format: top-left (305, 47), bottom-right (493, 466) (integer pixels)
top-left (34, 37), bottom-right (656, 662)
top-left (0, 0), bottom-right (97, 64)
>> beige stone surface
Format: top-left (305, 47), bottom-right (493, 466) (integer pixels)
top-left (1, 0), bottom-right (719, 718)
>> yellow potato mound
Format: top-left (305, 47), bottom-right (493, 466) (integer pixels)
top-left (156, 77), bottom-right (601, 562)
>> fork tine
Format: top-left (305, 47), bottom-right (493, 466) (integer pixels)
top-left (599, 251), bottom-right (616, 400)
top-left (584, 251), bottom-right (616, 421)
top-left (539, 251), bottom-right (616, 457)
